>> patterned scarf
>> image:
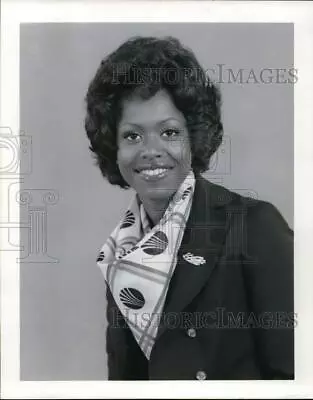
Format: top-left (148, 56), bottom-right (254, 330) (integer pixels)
top-left (97, 170), bottom-right (195, 359)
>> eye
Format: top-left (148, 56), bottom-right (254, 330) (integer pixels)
top-left (161, 128), bottom-right (180, 138)
top-left (123, 131), bottom-right (141, 142)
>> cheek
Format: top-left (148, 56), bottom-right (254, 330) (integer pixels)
top-left (170, 139), bottom-right (192, 169)
top-left (117, 147), bottom-right (135, 177)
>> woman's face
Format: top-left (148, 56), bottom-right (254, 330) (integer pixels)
top-left (117, 89), bottom-right (192, 205)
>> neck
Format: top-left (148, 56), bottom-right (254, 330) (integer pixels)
top-left (140, 197), bottom-right (170, 227)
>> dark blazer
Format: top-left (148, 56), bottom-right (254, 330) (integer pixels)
top-left (105, 175), bottom-right (294, 380)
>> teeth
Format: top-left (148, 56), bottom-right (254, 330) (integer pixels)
top-left (140, 168), bottom-right (168, 176)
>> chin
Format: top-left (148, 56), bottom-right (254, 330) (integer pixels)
top-left (141, 186), bottom-right (175, 203)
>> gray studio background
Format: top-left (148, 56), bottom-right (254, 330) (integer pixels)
top-left (20, 23), bottom-right (294, 380)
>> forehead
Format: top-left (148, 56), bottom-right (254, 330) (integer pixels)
top-left (118, 89), bottom-right (186, 128)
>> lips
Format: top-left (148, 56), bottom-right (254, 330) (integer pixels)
top-left (135, 166), bottom-right (173, 181)
top-left (140, 168), bottom-right (168, 177)
top-left (135, 165), bottom-right (173, 173)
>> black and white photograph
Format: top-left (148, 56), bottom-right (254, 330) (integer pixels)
top-left (1, 1), bottom-right (313, 398)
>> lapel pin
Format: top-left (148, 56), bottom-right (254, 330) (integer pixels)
top-left (183, 252), bottom-right (206, 266)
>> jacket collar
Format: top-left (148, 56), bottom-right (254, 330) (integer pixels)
top-left (154, 174), bottom-right (234, 341)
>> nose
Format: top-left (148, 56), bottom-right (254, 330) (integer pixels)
top-left (140, 134), bottom-right (163, 161)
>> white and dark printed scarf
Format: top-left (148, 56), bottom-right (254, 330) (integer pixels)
top-left (97, 170), bottom-right (195, 359)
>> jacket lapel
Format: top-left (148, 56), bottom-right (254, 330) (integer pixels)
top-left (155, 175), bottom-right (233, 341)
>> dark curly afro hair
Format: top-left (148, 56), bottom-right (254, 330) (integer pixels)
top-left (84, 36), bottom-right (223, 189)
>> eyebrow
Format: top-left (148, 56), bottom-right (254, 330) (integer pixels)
top-left (119, 117), bottom-right (183, 130)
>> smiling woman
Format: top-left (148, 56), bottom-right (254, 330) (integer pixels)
top-left (117, 89), bottom-right (192, 226)
top-left (84, 36), bottom-right (294, 380)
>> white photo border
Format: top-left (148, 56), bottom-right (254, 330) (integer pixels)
top-left (1, 0), bottom-right (313, 398)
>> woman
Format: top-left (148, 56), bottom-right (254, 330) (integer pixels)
top-left (84, 36), bottom-right (294, 380)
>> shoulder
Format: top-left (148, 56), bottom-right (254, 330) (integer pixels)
top-left (197, 175), bottom-right (293, 235)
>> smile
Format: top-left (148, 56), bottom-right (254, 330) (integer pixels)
top-left (137, 168), bottom-right (171, 181)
